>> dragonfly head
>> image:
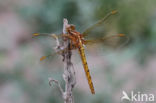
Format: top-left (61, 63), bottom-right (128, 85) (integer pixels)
top-left (70, 24), bottom-right (76, 30)
top-left (66, 24), bottom-right (76, 32)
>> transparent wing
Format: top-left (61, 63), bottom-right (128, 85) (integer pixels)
top-left (39, 48), bottom-right (69, 61)
top-left (84, 34), bottom-right (129, 48)
top-left (33, 33), bottom-right (79, 62)
top-left (82, 10), bottom-right (118, 37)
top-left (33, 33), bottom-right (62, 39)
top-left (80, 10), bottom-right (129, 48)
top-left (33, 33), bottom-right (63, 62)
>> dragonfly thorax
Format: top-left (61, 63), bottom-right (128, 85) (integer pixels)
top-left (65, 26), bottom-right (86, 49)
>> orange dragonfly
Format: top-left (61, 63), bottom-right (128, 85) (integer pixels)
top-left (33, 10), bottom-right (128, 94)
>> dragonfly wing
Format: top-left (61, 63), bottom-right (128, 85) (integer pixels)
top-left (39, 45), bottom-right (74, 61)
top-left (33, 33), bottom-right (62, 39)
top-left (33, 33), bottom-right (65, 62)
top-left (84, 34), bottom-right (129, 48)
top-left (82, 10), bottom-right (118, 37)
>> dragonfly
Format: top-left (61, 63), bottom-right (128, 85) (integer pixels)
top-left (33, 10), bottom-right (128, 94)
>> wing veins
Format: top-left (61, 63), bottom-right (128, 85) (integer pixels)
top-left (82, 10), bottom-right (118, 37)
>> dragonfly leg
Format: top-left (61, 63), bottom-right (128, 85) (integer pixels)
top-left (62, 34), bottom-right (79, 48)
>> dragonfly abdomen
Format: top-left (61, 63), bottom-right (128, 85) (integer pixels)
top-left (78, 45), bottom-right (95, 94)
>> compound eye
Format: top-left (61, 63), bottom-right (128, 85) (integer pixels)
top-left (70, 25), bottom-right (75, 30)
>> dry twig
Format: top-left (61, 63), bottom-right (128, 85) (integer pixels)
top-left (49, 19), bottom-right (76, 103)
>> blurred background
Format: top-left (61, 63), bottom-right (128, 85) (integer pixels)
top-left (0, 0), bottom-right (156, 103)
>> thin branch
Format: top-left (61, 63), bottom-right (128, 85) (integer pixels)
top-left (49, 18), bottom-right (76, 103)
top-left (48, 78), bottom-right (64, 95)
